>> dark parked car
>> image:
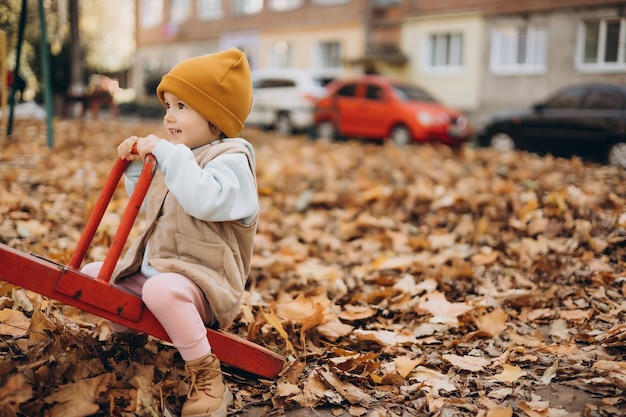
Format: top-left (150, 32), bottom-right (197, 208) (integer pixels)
top-left (476, 83), bottom-right (626, 168)
top-left (313, 75), bottom-right (471, 146)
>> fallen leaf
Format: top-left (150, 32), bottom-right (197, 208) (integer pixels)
top-left (0, 308), bottom-right (30, 337)
top-left (486, 407), bottom-right (513, 417)
top-left (43, 373), bottom-right (116, 417)
top-left (337, 305), bottom-right (377, 322)
top-left (540, 360), bottom-right (558, 385)
top-left (473, 307), bottom-right (508, 336)
top-left (417, 291), bottom-right (474, 324)
top-left (394, 355), bottom-right (424, 378)
top-left (319, 370), bottom-right (374, 406)
top-left (518, 400), bottom-right (549, 417)
top-left (352, 329), bottom-right (417, 346)
top-left (443, 354), bottom-right (491, 372)
top-left (493, 364), bottom-right (527, 383)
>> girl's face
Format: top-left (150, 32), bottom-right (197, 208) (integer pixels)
top-left (162, 91), bottom-right (217, 149)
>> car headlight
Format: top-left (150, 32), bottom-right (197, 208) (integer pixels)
top-left (453, 115), bottom-right (468, 130)
top-left (417, 112), bottom-right (435, 126)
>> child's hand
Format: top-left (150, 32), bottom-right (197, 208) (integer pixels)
top-left (118, 136), bottom-right (142, 161)
top-left (135, 135), bottom-right (161, 160)
top-left (118, 135), bottom-right (161, 161)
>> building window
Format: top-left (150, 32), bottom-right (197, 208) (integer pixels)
top-left (170, 0), bottom-right (191, 23)
top-left (140, 0), bottom-right (163, 28)
top-left (233, 0), bottom-right (263, 15)
top-left (269, 0), bottom-right (302, 11)
top-left (425, 32), bottom-right (463, 72)
top-left (578, 18), bottom-right (626, 71)
top-left (490, 25), bottom-right (547, 75)
top-left (312, 0), bottom-right (348, 4)
top-left (372, 0), bottom-right (400, 5)
top-left (271, 41), bottom-right (292, 68)
top-left (198, 0), bottom-right (223, 20)
top-left (319, 41), bottom-right (341, 69)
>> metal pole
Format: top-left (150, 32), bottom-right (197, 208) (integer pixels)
top-left (38, 0), bottom-right (54, 148)
top-left (1, 31), bottom-right (7, 127)
top-left (68, 0), bottom-right (84, 99)
top-left (7, 0), bottom-right (27, 136)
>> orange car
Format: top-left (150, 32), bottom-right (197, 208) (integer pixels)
top-left (313, 75), bottom-right (471, 146)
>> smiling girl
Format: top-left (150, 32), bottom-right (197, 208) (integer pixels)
top-left (81, 48), bottom-right (257, 417)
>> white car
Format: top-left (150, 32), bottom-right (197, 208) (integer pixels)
top-left (247, 68), bottom-right (339, 135)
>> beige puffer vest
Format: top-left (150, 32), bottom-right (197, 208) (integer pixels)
top-left (112, 140), bottom-right (258, 328)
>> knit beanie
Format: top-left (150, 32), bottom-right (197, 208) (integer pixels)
top-left (156, 48), bottom-right (252, 138)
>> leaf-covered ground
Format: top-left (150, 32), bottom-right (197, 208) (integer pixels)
top-left (0, 118), bottom-right (624, 417)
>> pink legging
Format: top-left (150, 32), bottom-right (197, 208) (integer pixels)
top-left (81, 262), bottom-right (213, 362)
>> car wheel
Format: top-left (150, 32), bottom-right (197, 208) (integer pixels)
top-left (390, 125), bottom-right (412, 146)
top-left (607, 141), bottom-right (626, 168)
top-left (316, 120), bottom-right (338, 140)
top-left (489, 132), bottom-right (515, 152)
top-left (275, 113), bottom-right (293, 135)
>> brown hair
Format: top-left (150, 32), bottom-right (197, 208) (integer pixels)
top-left (209, 121), bottom-right (225, 139)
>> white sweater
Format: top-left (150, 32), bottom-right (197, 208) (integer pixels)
top-left (123, 138), bottom-right (259, 277)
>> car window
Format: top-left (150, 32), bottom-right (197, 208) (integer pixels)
top-left (253, 78), bottom-right (297, 89)
top-left (336, 83), bottom-right (357, 98)
top-left (392, 84), bottom-right (437, 103)
top-left (314, 76), bottom-right (335, 87)
top-left (365, 84), bottom-right (384, 101)
top-left (580, 89), bottom-right (624, 110)
top-left (543, 87), bottom-right (584, 109)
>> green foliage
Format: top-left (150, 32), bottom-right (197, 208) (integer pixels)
top-left (0, 0), bottom-right (23, 45)
top-left (1, 0), bottom-right (133, 98)
top-left (0, 0), bottom-right (66, 98)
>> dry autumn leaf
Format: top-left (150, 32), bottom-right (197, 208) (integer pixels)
top-left (318, 370), bottom-right (374, 406)
top-left (42, 373), bottom-right (116, 417)
top-left (540, 360), bottom-right (559, 385)
top-left (443, 354), bottom-right (491, 372)
top-left (0, 308), bottom-right (30, 337)
top-left (486, 407), bottom-right (513, 417)
top-left (352, 329), bottom-right (417, 346)
top-left (417, 291), bottom-right (474, 324)
top-left (337, 304), bottom-right (377, 322)
top-left (472, 307), bottom-right (508, 336)
top-left (518, 400), bottom-right (549, 417)
top-left (394, 355), bottom-right (424, 378)
top-left (493, 364), bottom-right (527, 383)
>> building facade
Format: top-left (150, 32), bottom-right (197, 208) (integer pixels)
top-left (133, 0), bottom-right (374, 103)
top-left (401, 0), bottom-right (626, 121)
top-left (133, 0), bottom-right (626, 124)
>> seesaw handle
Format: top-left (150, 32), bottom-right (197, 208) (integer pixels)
top-left (68, 150), bottom-right (156, 284)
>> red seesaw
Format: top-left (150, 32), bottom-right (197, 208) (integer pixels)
top-left (0, 152), bottom-right (284, 379)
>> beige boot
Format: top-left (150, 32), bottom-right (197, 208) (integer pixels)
top-left (181, 353), bottom-right (232, 417)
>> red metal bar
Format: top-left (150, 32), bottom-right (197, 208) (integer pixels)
top-left (67, 157), bottom-right (130, 270)
top-left (97, 154), bottom-right (156, 283)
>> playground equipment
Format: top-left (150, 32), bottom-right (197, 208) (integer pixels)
top-left (0, 31), bottom-right (6, 126)
top-left (0, 151), bottom-right (285, 379)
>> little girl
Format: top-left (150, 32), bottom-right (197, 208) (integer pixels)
top-left (81, 48), bottom-right (258, 417)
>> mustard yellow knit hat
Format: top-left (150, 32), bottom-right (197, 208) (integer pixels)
top-left (156, 48), bottom-right (252, 138)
